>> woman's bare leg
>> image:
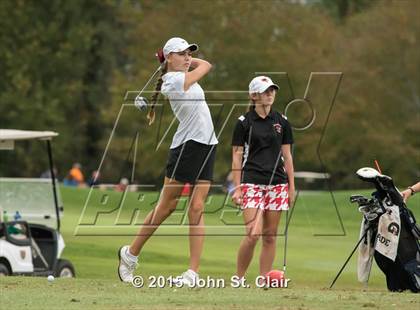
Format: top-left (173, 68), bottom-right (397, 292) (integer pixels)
top-left (236, 208), bottom-right (263, 278)
top-left (187, 180), bottom-right (211, 272)
top-left (259, 210), bottom-right (282, 276)
top-left (129, 177), bottom-right (183, 256)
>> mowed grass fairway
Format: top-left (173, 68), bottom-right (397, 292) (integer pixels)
top-left (1, 186), bottom-right (419, 309)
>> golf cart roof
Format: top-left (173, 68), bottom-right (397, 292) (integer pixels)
top-left (0, 129), bottom-right (58, 141)
top-left (0, 129), bottom-right (62, 231)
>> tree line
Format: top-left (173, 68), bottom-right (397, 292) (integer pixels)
top-left (0, 0), bottom-right (418, 189)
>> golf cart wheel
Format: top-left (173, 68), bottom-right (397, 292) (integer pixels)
top-left (0, 262), bottom-right (10, 276)
top-left (54, 259), bottom-right (75, 278)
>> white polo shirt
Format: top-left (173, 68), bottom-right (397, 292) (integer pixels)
top-left (161, 71), bottom-right (219, 149)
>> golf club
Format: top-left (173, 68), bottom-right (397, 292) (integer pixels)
top-left (133, 64), bottom-right (163, 112)
top-left (283, 209), bottom-right (289, 273)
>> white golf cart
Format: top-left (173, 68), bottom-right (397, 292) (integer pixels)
top-left (0, 129), bottom-right (75, 277)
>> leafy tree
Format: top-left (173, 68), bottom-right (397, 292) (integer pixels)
top-left (0, 0), bottom-right (125, 178)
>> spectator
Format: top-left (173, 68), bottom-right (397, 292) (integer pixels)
top-left (115, 177), bottom-right (129, 192)
top-left (64, 163), bottom-right (85, 187)
top-left (88, 170), bottom-right (101, 187)
top-left (401, 181), bottom-right (420, 203)
top-left (40, 167), bottom-right (58, 179)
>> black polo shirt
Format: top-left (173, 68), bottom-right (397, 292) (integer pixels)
top-left (231, 109), bottom-right (293, 185)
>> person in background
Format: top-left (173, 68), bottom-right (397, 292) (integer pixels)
top-left (64, 163), bottom-right (85, 187)
top-left (115, 178), bottom-right (129, 192)
top-left (401, 181), bottom-right (420, 203)
top-left (40, 167), bottom-right (58, 179)
top-left (88, 170), bottom-right (101, 187)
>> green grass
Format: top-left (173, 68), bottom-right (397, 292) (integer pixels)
top-left (1, 186), bottom-right (419, 309)
top-left (2, 277), bottom-right (419, 309)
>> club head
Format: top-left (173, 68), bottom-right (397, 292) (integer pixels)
top-left (134, 96), bottom-right (148, 111)
top-left (350, 194), bottom-right (369, 205)
top-left (356, 167), bottom-right (382, 182)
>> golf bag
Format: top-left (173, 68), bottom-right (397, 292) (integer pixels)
top-left (351, 168), bottom-right (420, 293)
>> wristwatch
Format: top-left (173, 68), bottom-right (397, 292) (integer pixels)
top-left (408, 187), bottom-right (415, 196)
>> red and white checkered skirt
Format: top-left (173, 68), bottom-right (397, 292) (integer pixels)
top-left (241, 183), bottom-right (289, 211)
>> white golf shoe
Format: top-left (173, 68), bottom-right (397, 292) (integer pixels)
top-left (172, 269), bottom-right (199, 288)
top-left (117, 246), bottom-right (138, 283)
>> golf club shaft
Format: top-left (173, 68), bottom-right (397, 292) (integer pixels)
top-left (283, 209), bottom-right (289, 272)
top-left (329, 227), bottom-right (370, 289)
top-left (137, 65), bottom-right (162, 98)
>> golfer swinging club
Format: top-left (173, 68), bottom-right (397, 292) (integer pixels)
top-left (231, 76), bottom-right (295, 284)
top-left (118, 37), bottom-right (218, 286)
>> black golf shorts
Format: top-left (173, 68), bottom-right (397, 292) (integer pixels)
top-left (166, 140), bottom-right (217, 184)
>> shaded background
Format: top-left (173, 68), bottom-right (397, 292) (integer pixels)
top-left (0, 0), bottom-right (419, 189)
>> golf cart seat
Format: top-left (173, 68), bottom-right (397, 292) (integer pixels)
top-left (28, 224), bottom-right (58, 270)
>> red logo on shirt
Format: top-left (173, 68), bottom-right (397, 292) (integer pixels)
top-left (273, 123), bottom-right (282, 134)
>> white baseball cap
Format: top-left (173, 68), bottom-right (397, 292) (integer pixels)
top-left (249, 76), bottom-right (279, 94)
top-left (163, 37), bottom-right (198, 58)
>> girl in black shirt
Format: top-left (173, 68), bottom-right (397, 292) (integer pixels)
top-left (231, 76), bottom-right (295, 282)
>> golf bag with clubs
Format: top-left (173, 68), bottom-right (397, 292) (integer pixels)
top-left (351, 167), bottom-right (420, 292)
